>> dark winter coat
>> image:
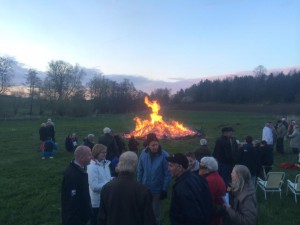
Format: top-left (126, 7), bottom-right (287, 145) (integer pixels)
top-left (213, 136), bottom-right (239, 167)
top-left (65, 136), bottom-right (78, 152)
top-left (61, 161), bottom-right (92, 225)
top-left (239, 143), bottom-right (258, 176)
top-left (98, 171), bottom-right (156, 225)
top-left (45, 124), bottom-right (55, 141)
top-left (83, 139), bottom-right (94, 151)
top-left (128, 137), bottom-right (140, 152)
top-left (170, 171), bottom-right (212, 225)
top-left (39, 126), bottom-right (47, 141)
top-left (98, 134), bottom-right (119, 160)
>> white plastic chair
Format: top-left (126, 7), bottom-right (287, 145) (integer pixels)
top-left (286, 174), bottom-right (300, 203)
top-left (257, 172), bottom-right (285, 200)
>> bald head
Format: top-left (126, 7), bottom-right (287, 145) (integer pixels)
top-left (74, 145), bottom-right (92, 167)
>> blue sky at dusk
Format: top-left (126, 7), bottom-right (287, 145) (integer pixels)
top-left (0, 0), bottom-right (299, 82)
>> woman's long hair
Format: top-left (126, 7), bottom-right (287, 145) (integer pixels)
top-left (231, 165), bottom-right (251, 193)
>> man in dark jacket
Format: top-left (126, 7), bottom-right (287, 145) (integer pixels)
top-left (98, 127), bottom-right (119, 161)
top-left (213, 127), bottom-right (239, 187)
top-left (98, 151), bottom-right (155, 225)
top-left (61, 146), bottom-right (92, 225)
top-left (166, 153), bottom-right (212, 225)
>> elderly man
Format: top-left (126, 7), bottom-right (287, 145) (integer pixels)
top-left (61, 145), bottom-right (93, 225)
top-left (166, 153), bottom-right (212, 225)
top-left (98, 151), bottom-right (156, 225)
top-left (98, 127), bottom-right (119, 161)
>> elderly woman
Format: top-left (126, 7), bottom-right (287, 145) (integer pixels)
top-left (225, 165), bottom-right (257, 225)
top-left (199, 157), bottom-right (226, 225)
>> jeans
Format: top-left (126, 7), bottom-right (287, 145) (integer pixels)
top-left (41, 151), bottom-right (54, 158)
top-left (152, 193), bottom-right (162, 225)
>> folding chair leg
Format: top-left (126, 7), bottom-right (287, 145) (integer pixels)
top-left (264, 191), bottom-right (267, 200)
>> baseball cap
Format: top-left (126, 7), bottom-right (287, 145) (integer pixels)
top-left (166, 153), bottom-right (188, 169)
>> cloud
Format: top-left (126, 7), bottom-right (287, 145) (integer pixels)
top-left (9, 59), bottom-right (300, 95)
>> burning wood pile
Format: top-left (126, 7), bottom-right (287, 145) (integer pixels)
top-left (124, 97), bottom-right (197, 139)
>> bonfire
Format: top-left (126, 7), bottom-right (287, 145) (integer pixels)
top-left (125, 97), bottom-right (196, 139)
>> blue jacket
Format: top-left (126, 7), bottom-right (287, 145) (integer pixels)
top-left (137, 146), bottom-right (171, 193)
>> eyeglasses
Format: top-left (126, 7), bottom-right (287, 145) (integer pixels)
top-left (199, 165), bottom-right (207, 169)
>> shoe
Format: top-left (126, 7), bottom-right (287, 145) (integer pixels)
top-left (49, 157), bottom-right (54, 159)
top-left (41, 157), bottom-right (45, 159)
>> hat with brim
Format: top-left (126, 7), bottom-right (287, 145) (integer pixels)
top-left (221, 127), bottom-right (234, 132)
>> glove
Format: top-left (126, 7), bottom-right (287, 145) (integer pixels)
top-left (160, 191), bottom-right (167, 200)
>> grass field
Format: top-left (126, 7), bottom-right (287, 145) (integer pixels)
top-left (0, 110), bottom-right (299, 225)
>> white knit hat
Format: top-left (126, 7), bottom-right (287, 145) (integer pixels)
top-left (200, 138), bottom-right (208, 146)
top-left (103, 127), bottom-right (111, 134)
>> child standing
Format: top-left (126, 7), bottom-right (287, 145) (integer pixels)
top-left (41, 137), bottom-right (57, 159)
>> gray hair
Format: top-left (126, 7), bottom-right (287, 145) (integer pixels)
top-left (87, 134), bottom-right (95, 141)
top-left (231, 165), bottom-right (251, 193)
top-left (116, 151), bottom-right (138, 173)
top-left (201, 157), bottom-right (218, 171)
top-left (74, 145), bottom-right (90, 159)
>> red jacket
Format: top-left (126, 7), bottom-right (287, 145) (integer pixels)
top-left (204, 171), bottom-right (226, 225)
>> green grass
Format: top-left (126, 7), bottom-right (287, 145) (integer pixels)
top-left (0, 110), bottom-right (299, 225)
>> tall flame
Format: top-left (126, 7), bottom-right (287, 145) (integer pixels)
top-left (125, 97), bottom-right (196, 138)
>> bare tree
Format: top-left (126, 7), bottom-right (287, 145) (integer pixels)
top-left (150, 88), bottom-right (171, 105)
top-left (24, 69), bottom-right (42, 115)
top-left (253, 65), bottom-right (267, 76)
top-left (0, 56), bottom-right (15, 94)
top-left (45, 60), bottom-right (85, 101)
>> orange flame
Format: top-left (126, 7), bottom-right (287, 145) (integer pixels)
top-left (125, 97), bottom-right (196, 138)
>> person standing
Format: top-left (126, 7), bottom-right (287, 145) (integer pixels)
top-left (276, 120), bottom-right (287, 154)
top-left (287, 125), bottom-right (300, 154)
top-left (128, 135), bottom-right (140, 153)
top-left (46, 118), bottom-right (55, 142)
top-left (137, 133), bottom-right (171, 225)
top-left (224, 165), bottom-right (257, 225)
top-left (98, 127), bottom-right (119, 161)
top-left (61, 146), bottom-right (92, 225)
top-left (87, 144), bottom-right (112, 225)
top-left (65, 133), bottom-right (78, 152)
top-left (194, 138), bottom-right (211, 162)
top-left (98, 151), bottom-right (156, 225)
top-left (39, 123), bottom-right (47, 151)
top-left (83, 134), bottom-right (95, 150)
top-left (41, 137), bottom-right (57, 159)
top-left (185, 151), bottom-right (200, 172)
top-left (213, 127), bottom-right (238, 187)
top-left (257, 140), bottom-right (273, 176)
top-left (262, 123), bottom-right (273, 151)
top-left (238, 136), bottom-right (258, 185)
top-left (166, 153), bottom-right (212, 225)
top-left (199, 157), bottom-right (226, 225)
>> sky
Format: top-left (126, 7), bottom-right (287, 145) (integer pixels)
top-left (0, 0), bottom-right (299, 82)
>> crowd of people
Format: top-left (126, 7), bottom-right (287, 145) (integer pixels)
top-left (38, 117), bottom-right (299, 225)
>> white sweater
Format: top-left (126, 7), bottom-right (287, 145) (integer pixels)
top-left (87, 159), bottom-right (112, 207)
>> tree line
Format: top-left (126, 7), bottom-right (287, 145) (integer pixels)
top-left (0, 56), bottom-right (299, 118)
top-left (172, 70), bottom-right (300, 104)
